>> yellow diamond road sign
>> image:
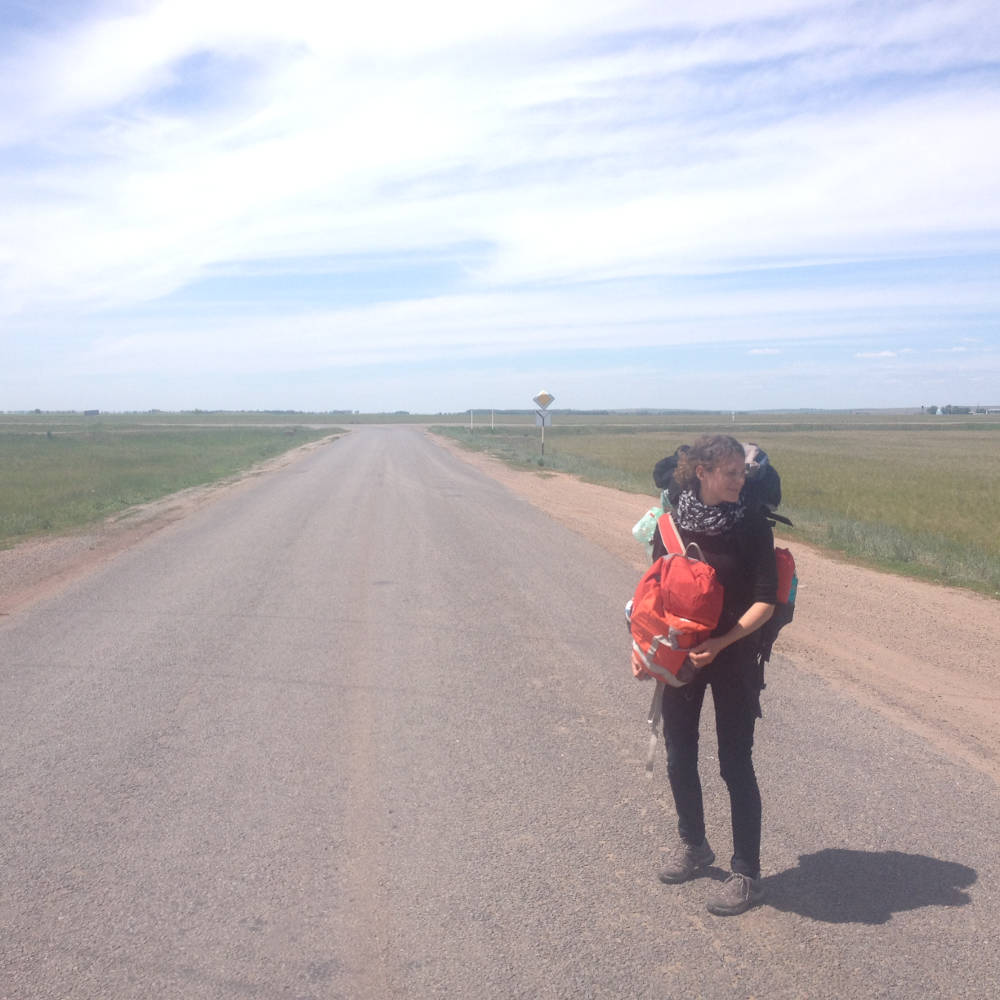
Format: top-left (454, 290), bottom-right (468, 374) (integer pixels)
top-left (533, 390), bottom-right (555, 409)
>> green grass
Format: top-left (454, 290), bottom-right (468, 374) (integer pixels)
top-left (432, 421), bottom-right (1000, 597)
top-left (0, 422), bottom-right (337, 547)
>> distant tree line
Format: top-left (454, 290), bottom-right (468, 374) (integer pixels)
top-left (922, 405), bottom-right (993, 415)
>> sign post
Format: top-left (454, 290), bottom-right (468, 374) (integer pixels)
top-left (532, 390), bottom-right (555, 459)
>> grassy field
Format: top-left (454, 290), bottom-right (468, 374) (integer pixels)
top-left (0, 417), bottom-right (338, 548)
top-left (433, 416), bottom-right (1000, 597)
top-left (6, 409), bottom-right (998, 596)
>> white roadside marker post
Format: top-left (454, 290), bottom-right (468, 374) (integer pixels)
top-left (532, 390), bottom-right (555, 461)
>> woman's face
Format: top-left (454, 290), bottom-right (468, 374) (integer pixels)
top-left (697, 455), bottom-right (746, 506)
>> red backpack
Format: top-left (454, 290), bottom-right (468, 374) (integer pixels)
top-left (628, 513), bottom-right (723, 686)
top-left (759, 545), bottom-right (797, 664)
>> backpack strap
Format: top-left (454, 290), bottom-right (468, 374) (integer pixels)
top-left (657, 512), bottom-right (684, 557)
top-left (658, 511), bottom-right (708, 563)
top-left (646, 680), bottom-right (664, 775)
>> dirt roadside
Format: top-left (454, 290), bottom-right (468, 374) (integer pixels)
top-left (3, 429), bottom-right (998, 785)
top-left (434, 434), bottom-right (1000, 787)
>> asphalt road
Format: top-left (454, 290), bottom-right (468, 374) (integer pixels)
top-left (2, 425), bottom-right (998, 999)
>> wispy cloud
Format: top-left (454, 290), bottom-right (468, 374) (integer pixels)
top-left (1, 0), bottom-right (998, 410)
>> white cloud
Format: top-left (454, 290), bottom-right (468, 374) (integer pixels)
top-left (855, 351), bottom-right (897, 358)
top-left (3, 2), bottom-right (998, 305)
top-left (0, 0), bottom-right (998, 409)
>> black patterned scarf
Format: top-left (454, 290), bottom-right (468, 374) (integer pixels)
top-left (675, 489), bottom-right (746, 536)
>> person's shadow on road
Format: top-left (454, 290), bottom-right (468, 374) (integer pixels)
top-left (763, 849), bottom-right (976, 924)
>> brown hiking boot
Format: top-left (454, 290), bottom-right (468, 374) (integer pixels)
top-left (706, 872), bottom-right (765, 916)
top-left (658, 840), bottom-right (715, 884)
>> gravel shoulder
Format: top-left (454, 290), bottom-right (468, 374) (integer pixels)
top-left (434, 434), bottom-right (1000, 786)
top-left (3, 429), bottom-right (998, 786)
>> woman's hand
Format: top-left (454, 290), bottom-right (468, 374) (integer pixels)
top-left (688, 602), bottom-right (776, 669)
top-left (688, 637), bottom-right (727, 669)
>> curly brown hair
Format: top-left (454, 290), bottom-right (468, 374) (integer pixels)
top-left (673, 434), bottom-right (744, 491)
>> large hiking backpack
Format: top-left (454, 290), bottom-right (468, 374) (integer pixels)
top-left (628, 513), bottom-right (723, 687)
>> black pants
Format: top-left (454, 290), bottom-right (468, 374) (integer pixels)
top-left (661, 647), bottom-right (762, 878)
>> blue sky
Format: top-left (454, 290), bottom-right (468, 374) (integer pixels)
top-left (1, 0), bottom-right (998, 412)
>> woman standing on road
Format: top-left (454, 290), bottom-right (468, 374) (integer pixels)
top-left (652, 434), bottom-right (778, 916)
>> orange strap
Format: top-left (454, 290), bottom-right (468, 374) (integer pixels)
top-left (656, 512), bottom-right (684, 557)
